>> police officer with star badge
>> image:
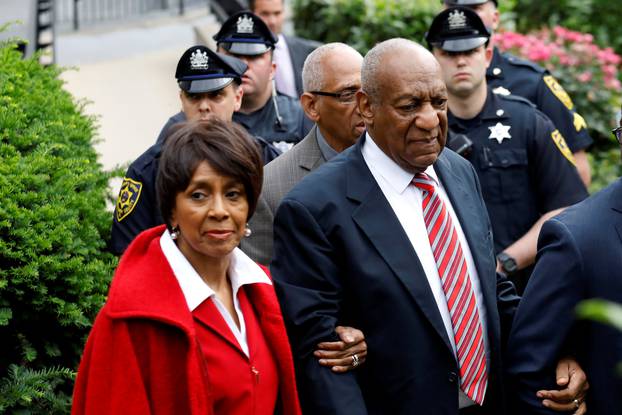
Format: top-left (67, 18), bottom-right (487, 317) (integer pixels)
top-left (442, 0), bottom-right (593, 187)
top-left (111, 46), bottom-right (279, 255)
top-left (213, 11), bottom-right (313, 153)
top-left (427, 7), bottom-right (588, 293)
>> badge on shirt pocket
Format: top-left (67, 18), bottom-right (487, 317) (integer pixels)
top-left (116, 178), bottom-right (143, 222)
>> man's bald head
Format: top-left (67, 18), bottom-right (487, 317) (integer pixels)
top-left (300, 42), bottom-right (365, 152)
top-left (361, 38), bottom-right (440, 104)
top-left (358, 38), bottom-right (448, 173)
top-left (302, 43), bottom-right (362, 92)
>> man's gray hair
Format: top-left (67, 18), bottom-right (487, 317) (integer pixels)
top-left (302, 42), bottom-right (361, 92)
top-left (361, 38), bottom-right (428, 102)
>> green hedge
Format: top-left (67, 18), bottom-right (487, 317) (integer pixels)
top-left (0, 40), bottom-right (117, 412)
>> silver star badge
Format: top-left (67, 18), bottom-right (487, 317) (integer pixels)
top-left (488, 122), bottom-right (511, 144)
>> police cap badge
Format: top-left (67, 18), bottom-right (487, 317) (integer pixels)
top-left (426, 6), bottom-right (491, 52)
top-left (213, 11), bottom-right (278, 56)
top-left (175, 45), bottom-right (247, 94)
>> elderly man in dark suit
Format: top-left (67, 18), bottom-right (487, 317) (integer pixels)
top-left (270, 38), bottom-right (588, 415)
top-left (250, 0), bottom-right (321, 98)
top-left (506, 113), bottom-right (622, 415)
top-left (241, 42), bottom-right (364, 264)
top-left (271, 37), bottom-right (518, 414)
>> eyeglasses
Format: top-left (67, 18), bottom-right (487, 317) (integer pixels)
top-left (310, 88), bottom-right (358, 103)
top-left (612, 126), bottom-right (622, 144)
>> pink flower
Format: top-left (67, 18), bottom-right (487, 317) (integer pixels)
top-left (577, 71), bottom-right (593, 83)
top-left (605, 78), bottom-right (621, 90)
top-left (603, 65), bottom-right (618, 78)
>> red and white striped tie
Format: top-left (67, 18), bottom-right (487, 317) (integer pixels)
top-left (412, 172), bottom-right (488, 405)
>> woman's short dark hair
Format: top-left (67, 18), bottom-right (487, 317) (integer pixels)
top-left (156, 120), bottom-right (263, 229)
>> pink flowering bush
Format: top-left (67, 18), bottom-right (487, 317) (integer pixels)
top-left (494, 26), bottom-right (621, 142)
top-left (494, 26), bottom-right (622, 191)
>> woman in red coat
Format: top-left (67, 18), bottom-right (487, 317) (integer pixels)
top-left (72, 120), bottom-right (366, 414)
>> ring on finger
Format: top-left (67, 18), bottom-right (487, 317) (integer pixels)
top-left (351, 353), bottom-right (360, 367)
top-left (573, 398), bottom-right (580, 409)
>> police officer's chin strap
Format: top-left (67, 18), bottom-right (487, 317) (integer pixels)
top-left (271, 80), bottom-right (287, 132)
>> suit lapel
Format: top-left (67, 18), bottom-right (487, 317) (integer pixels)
top-left (346, 138), bottom-right (454, 353)
top-left (434, 154), bottom-right (498, 323)
top-left (284, 35), bottom-right (304, 96)
top-left (609, 179), bottom-right (622, 244)
top-left (192, 299), bottom-right (246, 357)
top-left (296, 126), bottom-right (325, 172)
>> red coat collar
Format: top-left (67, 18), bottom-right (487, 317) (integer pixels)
top-left (107, 226), bottom-right (286, 341)
top-left (106, 225), bottom-right (195, 336)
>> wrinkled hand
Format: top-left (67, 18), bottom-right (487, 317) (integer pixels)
top-left (313, 326), bottom-right (367, 373)
top-left (537, 357), bottom-right (588, 414)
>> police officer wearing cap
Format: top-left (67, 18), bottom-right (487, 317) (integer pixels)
top-left (213, 11), bottom-right (312, 153)
top-left (442, 0), bottom-right (593, 187)
top-left (427, 7), bottom-right (588, 294)
top-left (110, 46), bottom-right (279, 256)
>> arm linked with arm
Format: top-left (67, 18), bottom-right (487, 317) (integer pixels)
top-left (270, 198), bottom-right (368, 415)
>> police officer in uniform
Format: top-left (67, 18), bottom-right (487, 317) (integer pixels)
top-left (442, 0), bottom-right (593, 186)
top-left (111, 46), bottom-right (278, 255)
top-left (213, 11), bottom-right (313, 153)
top-left (427, 7), bottom-right (588, 293)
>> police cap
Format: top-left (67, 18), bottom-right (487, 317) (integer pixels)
top-left (175, 45), bottom-right (248, 94)
top-left (213, 11), bottom-right (278, 56)
top-left (426, 7), bottom-right (490, 52)
top-left (442, 0), bottom-right (498, 6)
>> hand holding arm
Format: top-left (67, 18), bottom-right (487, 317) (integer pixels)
top-left (314, 326), bottom-right (368, 373)
top-left (536, 357), bottom-right (588, 414)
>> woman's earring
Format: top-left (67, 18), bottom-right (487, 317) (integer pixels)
top-left (171, 226), bottom-right (180, 240)
top-left (244, 224), bottom-right (252, 237)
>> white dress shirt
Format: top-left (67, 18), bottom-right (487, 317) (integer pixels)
top-left (274, 34), bottom-right (297, 98)
top-left (160, 230), bottom-right (272, 357)
top-left (362, 133), bottom-right (489, 407)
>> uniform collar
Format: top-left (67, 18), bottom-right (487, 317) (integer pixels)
top-left (160, 229), bottom-right (271, 312)
top-left (486, 47), bottom-right (505, 80)
top-left (449, 88), bottom-right (510, 132)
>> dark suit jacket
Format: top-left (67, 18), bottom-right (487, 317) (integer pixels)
top-left (241, 125), bottom-right (325, 264)
top-left (283, 35), bottom-right (321, 97)
top-left (507, 178), bottom-right (622, 415)
top-left (271, 136), bottom-right (519, 414)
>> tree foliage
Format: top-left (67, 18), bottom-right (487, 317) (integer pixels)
top-left (293, 0), bottom-right (439, 54)
top-left (513, 0), bottom-right (622, 56)
top-left (0, 39), bottom-right (117, 412)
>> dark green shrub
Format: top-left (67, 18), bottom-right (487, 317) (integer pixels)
top-left (0, 39), bottom-right (117, 412)
top-left (293, 0), bottom-right (440, 54)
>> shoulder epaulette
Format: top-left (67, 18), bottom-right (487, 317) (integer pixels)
top-left (502, 52), bottom-right (546, 74)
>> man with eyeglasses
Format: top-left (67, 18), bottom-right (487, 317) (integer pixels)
top-left (240, 43), bottom-right (364, 264)
top-left (507, 112), bottom-right (622, 415)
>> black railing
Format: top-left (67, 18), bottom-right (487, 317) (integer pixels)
top-left (55, 0), bottom-right (208, 31)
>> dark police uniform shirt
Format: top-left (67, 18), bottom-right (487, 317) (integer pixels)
top-left (448, 89), bottom-right (588, 258)
top-left (110, 114), bottom-right (281, 256)
top-left (487, 47), bottom-right (593, 153)
top-left (232, 92), bottom-right (313, 153)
